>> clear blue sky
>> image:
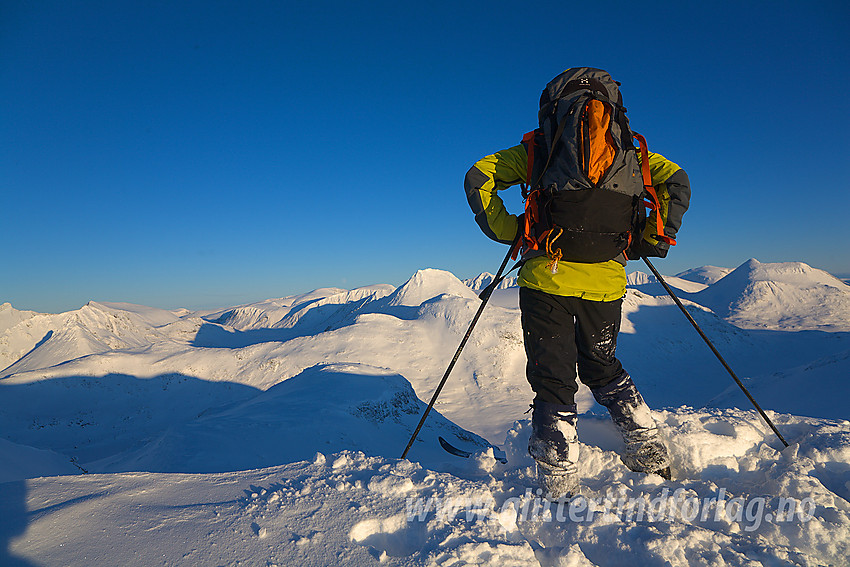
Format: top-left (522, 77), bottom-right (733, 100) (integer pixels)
top-left (3, 1), bottom-right (848, 313)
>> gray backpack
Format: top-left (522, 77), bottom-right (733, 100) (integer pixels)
top-left (518, 67), bottom-right (673, 265)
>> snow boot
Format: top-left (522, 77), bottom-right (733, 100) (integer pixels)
top-left (527, 400), bottom-right (580, 500)
top-left (591, 372), bottom-right (671, 479)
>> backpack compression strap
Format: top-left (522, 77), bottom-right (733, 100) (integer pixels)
top-left (633, 132), bottom-right (676, 247)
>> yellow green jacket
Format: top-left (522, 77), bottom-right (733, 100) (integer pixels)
top-left (464, 144), bottom-right (690, 301)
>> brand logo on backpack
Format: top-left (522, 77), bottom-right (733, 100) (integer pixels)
top-left (517, 68), bottom-right (673, 267)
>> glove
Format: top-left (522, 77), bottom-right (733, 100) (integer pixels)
top-left (628, 238), bottom-right (669, 259)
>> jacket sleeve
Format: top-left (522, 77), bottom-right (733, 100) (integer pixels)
top-left (642, 151), bottom-right (691, 251)
top-left (464, 144), bottom-right (528, 244)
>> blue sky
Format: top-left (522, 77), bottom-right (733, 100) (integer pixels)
top-left (3, 1), bottom-right (848, 313)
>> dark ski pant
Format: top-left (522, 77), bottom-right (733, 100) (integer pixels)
top-left (520, 286), bottom-right (625, 406)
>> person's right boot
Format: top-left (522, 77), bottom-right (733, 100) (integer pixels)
top-left (527, 400), bottom-right (580, 500)
top-left (591, 371), bottom-right (671, 479)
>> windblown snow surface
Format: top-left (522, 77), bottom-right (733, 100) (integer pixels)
top-left (1, 259), bottom-right (849, 566)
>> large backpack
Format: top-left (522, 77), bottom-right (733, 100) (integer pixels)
top-left (517, 68), bottom-right (674, 267)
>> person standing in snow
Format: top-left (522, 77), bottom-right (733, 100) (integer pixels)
top-left (464, 68), bottom-right (690, 499)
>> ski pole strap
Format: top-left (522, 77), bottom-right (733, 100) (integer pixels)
top-left (633, 132), bottom-right (676, 247)
top-left (514, 200), bottom-right (539, 261)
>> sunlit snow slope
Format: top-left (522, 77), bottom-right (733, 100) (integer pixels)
top-left (1, 260), bottom-right (849, 566)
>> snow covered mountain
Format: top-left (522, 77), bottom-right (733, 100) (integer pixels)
top-left (463, 271), bottom-right (518, 291)
top-left (675, 265), bottom-right (733, 285)
top-left (687, 259), bottom-right (850, 331)
top-left (1, 260), bottom-right (849, 566)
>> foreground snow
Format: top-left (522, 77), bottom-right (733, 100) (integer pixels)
top-left (1, 259), bottom-right (849, 565)
top-left (5, 407), bottom-right (848, 566)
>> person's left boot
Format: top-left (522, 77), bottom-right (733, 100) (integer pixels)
top-left (591, 372), bottom-right (671, 479)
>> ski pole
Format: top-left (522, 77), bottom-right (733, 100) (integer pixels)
top-left (641, 256), bottom-right (789, 448)
top-left (401, 237), bottom-right (521, 460)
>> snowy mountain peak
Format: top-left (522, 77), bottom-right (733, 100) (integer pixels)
top-left (386, 269), bottom-right (479, 307)
top-left (626, 271), bottom-right (655, 286)
top-left (730, 258), bottom-right (849, 289)
top-left (0, 302), bottom-right (40, 334)
top-left (693, 259), bottom-right (850, 330)
top-left (463, 272), bottom-right (518, 291)
top-left (463, 272), bottom-right (496, 289)
top-left (674, 265), bottom-right (733, 285)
